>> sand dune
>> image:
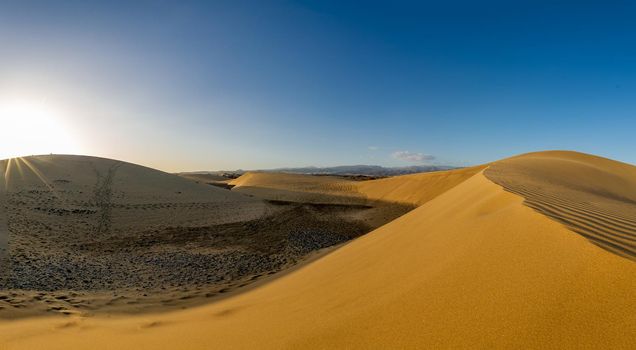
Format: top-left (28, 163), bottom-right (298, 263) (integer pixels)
top-left (178, 173), bottom-right (231, 183)
top-left (0, 155), bottom-right (396, 319)
top-left (228, 169), bottom-right (473, 228)
top-left (1, 151), bottom-right (636, 349)
top-left (0, 155), bottom-right (267, 238)
top-left (178, 173), bottom-right (235, 190)
top-left (1, 155), bottom-right (252, 204)
top-left (4, 155), bottom-right (266, 233)
top-left (355, 165), bottom-right (485, 205)
top-left (229, 166), bottom-right (484, 207)
top-left (0, 155), bottom-right (274, 316)
top-left (230, 172), bottom-right (365, 204)
top-left (485, 151), bottom-right (636, 260)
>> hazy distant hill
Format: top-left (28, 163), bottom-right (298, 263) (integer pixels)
top-left (270, 165), bottom-right (456, 176)
top-left (181, 165), bottom-right (457, 178)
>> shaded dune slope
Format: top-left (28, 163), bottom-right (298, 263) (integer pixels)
top-left (0, 155), bottom-right (274, 315)
top-left (179, 173), bottom-right (229, 183)
top-left (3, 154), bottom-right (636, 349)
top-left (485, 151), bottom-right (636, 260)
top-left (0, 155), bottom-right (266, 229)
top-left (1, 155), bottom-right (253, 204)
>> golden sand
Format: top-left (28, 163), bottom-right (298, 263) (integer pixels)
top-left (230, 171), bottom-right (364, 204)
top-left (1, 151), bottom-right (635, 349)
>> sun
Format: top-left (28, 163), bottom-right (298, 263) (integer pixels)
top-left (0, 98), bottom-right (80, 160)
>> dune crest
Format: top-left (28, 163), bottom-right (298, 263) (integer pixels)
top-left (355, 165), bottom-right (485, 205)
top-left (485, 150), bottom-right (636, 260)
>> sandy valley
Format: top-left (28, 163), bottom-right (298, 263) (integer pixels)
top-left (0, 155), bottom-right (413, 318)
top-left (0, 151), bottom-right (635, 349)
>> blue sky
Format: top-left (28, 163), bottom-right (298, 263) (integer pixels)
top-left (1, 1), bottom-right (635, 171)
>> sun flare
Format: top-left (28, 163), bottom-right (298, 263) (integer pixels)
top-left (0, 98), bottom-right (79, 160)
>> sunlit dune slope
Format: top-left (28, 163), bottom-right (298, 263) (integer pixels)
top-left (355, 165), bottom-right (485, 205)
top-left (3, 151), bottom-right (635, 349)
top-left (230, 166), bottom-right (485, 206)
top-left (485, 150), bottom-right (636, 260)
top-left (229, 172), bottom-right (364, 204)
top-left (227, 168), bottom-right (485, 228)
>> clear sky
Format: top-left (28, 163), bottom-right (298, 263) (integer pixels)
top-left (1, 1), bottom-right (635, 172)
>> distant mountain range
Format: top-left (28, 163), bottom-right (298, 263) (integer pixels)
top-left (264, 165), bottom-right (456, 176)
top-left (180, 165), bottom-right (457, 178)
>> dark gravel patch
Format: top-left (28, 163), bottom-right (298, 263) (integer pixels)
top-left (4, 203), bottom-right (370, 293)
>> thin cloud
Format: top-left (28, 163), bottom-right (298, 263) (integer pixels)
top-left (368, 146), bottom-right (380, 151)
top-left (392, 151), bottom-right (435, 163)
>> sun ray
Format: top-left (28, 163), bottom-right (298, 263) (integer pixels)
top-left (12, 157), bottom-right (25, 184)
top-left (1, 159), bottom-right (10, 191)
top-left (17, 157), bottom-right (68, 207)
